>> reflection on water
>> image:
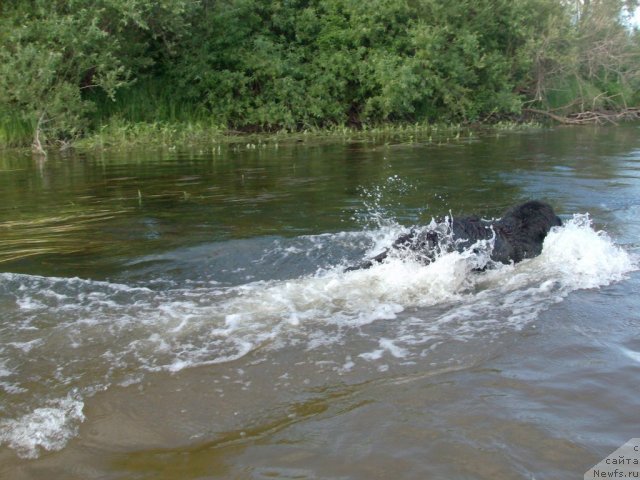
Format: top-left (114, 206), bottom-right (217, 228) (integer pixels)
top-left (1, 127), bottom-right (638, 276)
top-left (1, 125), bottom-right (640, 479)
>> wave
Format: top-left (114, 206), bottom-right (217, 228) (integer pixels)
top-left (0, 214), bottom-right (636, 458)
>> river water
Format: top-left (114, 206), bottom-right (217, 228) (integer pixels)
top-left (0, 126), bottom-right (639, 479)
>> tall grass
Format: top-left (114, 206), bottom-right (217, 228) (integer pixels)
top-left (75, 119), bottom-right (227, 150)
top-left (89, 78), bottom-right (209, 126)
top-left (68, 78), bottom-right (223, 149)
top-left (0, 113), bottom-right (33, 148)
top-left (1, 76), bottom-right (543, 151)
top-left (544, 76), bottom-right (637, 113)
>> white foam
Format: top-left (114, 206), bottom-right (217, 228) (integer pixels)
top-left (16, 297), bottom-right (45, 311)
top-left (0, 213), bottom-right (636, 459)
top-left (536, 214), bottom-right (636, 288)
top-left (214, 249), bottom-right (474, 331)
top-left (379, 338), bottom-right (409, 358)
top-left (359, 349), bottom-right (384, 361)
top-left (6, 339), bottom-right (43, 353)
top-left (0, 394), bottom-right (84, 459)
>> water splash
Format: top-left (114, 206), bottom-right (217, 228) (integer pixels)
top-left (352, 175), bottom-right (417, 230)
top-left (0, 391), bottom-right (85, 459)
top-left (0, 214), bottom-right (636, 459)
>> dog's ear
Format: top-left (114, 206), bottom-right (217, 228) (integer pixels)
top-left (493, 215), bottom-right (517, 240)
top-left (495, 223), bottom-right (512, 237)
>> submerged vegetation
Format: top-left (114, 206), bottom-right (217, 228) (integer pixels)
top-left (0, 0), bottom-right (639, 150)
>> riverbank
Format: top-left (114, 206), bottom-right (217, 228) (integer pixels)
top-left (6, 106), bottom-right (640, 155)
top-left (2, 119), bottom-right (545, 155)
top-left (4, 107), bottom-right (639, 156)
top-left (3, 1), bottom-right (638, 157)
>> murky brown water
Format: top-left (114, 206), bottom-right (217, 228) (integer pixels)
top-left (1, 126), bottom-right (639, 479)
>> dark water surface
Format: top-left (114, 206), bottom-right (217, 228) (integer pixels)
top-left (0, 126), bottom-right (639, 479)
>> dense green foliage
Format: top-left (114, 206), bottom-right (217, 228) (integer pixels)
top-left (1, 0), bottom-right (638, 148)
top-left (0, 0), bottom-right (196, 146)
top-left (527, 0), bottom-right (640, 111)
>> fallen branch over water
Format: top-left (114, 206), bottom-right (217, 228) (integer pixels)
top-left (525, 108), bottom-right (640, 125)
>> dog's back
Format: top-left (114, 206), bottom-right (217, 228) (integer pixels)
top-left (345, 200), bottom-right (562, 271)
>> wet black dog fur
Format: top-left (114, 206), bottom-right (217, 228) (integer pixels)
top-left (346, 200), bottom-right (562, 271)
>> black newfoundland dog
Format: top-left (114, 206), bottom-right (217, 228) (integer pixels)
top-left (346, 200), bottom-right (562, 271)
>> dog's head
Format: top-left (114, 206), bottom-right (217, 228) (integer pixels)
top-left (493, 200), bottom-right (562, 263)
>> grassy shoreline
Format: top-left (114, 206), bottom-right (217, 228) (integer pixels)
top-left (1, 118), bottom-right (545, 155)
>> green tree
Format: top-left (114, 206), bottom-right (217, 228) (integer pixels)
top-left (525, 0), bottom-right (640, 113)
top-left (169, 0), bottom-right (547, 128)
top-left (0, 0), bottom-right (195, 150)
top-left (2, 0), bottom-right (639, 148)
